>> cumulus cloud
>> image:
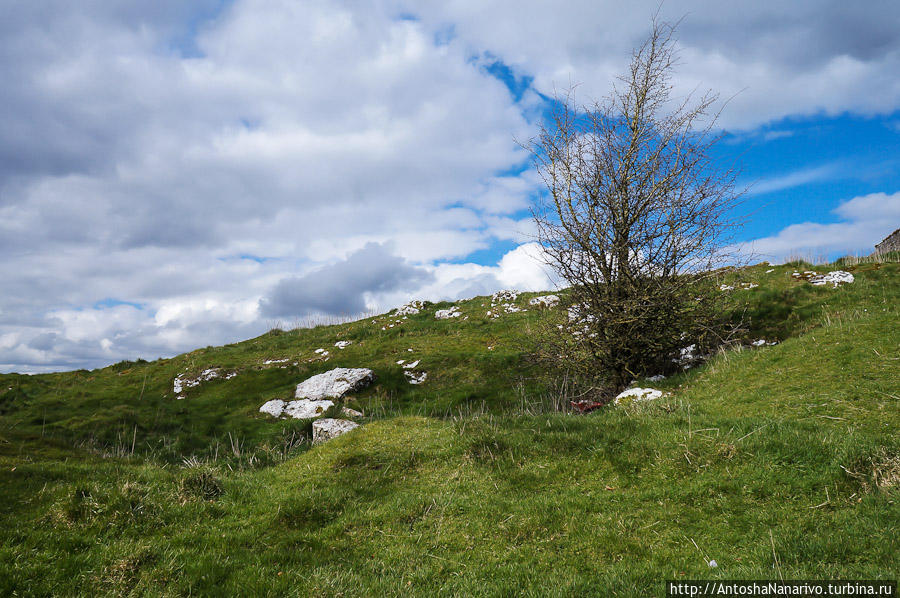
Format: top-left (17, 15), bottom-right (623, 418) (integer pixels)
top-left (260, 242), bottom-right (433, 317)
top-left (737, 191), bottom-right (900, 262)
top-left (400, 0), bottom-right (900, 130)
top-left (0, 0), bottom-right (544, 371)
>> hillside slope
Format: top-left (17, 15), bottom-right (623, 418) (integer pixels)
top-left (1, 261), bottom-right (897, 595)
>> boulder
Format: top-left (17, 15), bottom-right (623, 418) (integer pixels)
top-left (312, 418), bottom-right (359, 443)
top-left (294, 367), bottom-right (375, 400)
top-left (284, 399), bottom-right (334, 419)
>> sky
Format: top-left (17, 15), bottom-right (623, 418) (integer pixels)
top-left (2, 0), bottom-right (899, 373)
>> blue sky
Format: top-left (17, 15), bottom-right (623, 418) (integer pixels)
top-left (1, 0), bottom-right (899, 372)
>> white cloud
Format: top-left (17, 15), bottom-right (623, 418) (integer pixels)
top-left (400, 0), bottom-right (900, 130)
top-left (737, 191), bottom-right (900, 263)
top-left (749, 164), bottom-right (840, 195)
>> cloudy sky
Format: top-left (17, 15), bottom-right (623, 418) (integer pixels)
top-left (2, 0), bottom-right (899, 373)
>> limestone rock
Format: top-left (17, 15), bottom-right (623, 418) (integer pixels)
top-left (529, 295), bottom-right (560, 308)
top-left (312, 418), bottom-right (359, 443)
top-left (809, 270), bottom-right (854, 287)
top-left (405, 371), bottom-right (427, 385)
top-left (395, 300), bottom-right (425, 316)
top-left (294, 367), bottom-right (375, 400)
top-left (284, 399), bottom-right (334, 419)
top-left (259, 399), bottom-right (286, 417)
top-left (491, 290), bottom-right (519, 304)
top-left (435, 307), bottom-right (461, 319)
top-left (614, 387), bottom-right (665, 405)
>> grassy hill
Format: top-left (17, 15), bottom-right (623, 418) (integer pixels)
top-left (1, 260), bottom-right (897, 595)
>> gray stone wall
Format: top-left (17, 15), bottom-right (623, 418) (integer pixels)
top-left (875, 228), bottom-right (900, 254)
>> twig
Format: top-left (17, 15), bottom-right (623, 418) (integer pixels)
top-left (736, 424), bottom-right (768, 442)
top-left (872, 348), bottom-right (899, 360)
top-left (769, 530), bottom-right (783, 581)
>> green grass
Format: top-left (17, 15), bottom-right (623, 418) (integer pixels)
top-left (0, 261), bottom-right (897, 595)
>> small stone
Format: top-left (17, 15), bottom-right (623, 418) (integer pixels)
top-left (405, 371), bottom-right (427, 385)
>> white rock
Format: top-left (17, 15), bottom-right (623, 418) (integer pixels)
top-left (405, 371), bottom-right (427, 385)
top-left (529, 294), bottom-right (560, 308)
top-left (341, 407), bottom-right (363, 418)
top-left (647, 374), bottom-right (666, 382)
top-left (259, 399), bottom-right (286, 418)
top-left (435, 307), bottom-right (461, 319)
top-left (312, 418), bottom-right (359, 443)
top-left (751, 339), bottom-right (766, 347)
top-left (284, 398), bottom-right (334, 419)
top-left (402, 360), bottom-right (420, 370)
top-left (809, 270), bottom-right (854, 287)
top-left (334, 341), bottom-right (352, 349)
top-left (491, 290), bottom-right (519, 304)
top-left (765, 269), bottom-right (775, 273)
top-left (294, 367), bottom-right (375, 400)
top-left (173, 373), bottom-right (203, 395)
top-left (395, 300), bottom-right (424, 316)
top-left (677, 344), bottom-right (700, 369)
top-left (614, 387), bottom-right (665, 405)
top-left (719, 284), bottom-right (734, 291)
top-left (263, 358), bottom-right (288, 365)
top-left (314, 348), bottom-right (326, 354)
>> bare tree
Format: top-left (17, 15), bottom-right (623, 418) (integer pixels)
top-left (528, 20), bottom-right (741, 394)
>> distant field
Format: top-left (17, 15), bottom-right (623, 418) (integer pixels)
top-left (1, 260), bottom-right (897, 596)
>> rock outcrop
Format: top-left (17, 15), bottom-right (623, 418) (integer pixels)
top-left (435, 306), bottom-right (461, 319)
top-left (529, 295), bottom-right (559, 308)
top-left (809, 271), bottom-right (854, 287)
